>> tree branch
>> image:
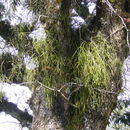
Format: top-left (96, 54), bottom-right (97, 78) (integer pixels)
top-left (105, 0), bottom-right (130, 51)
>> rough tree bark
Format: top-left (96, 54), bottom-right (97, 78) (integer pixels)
top-left (30, 1), bottom-right (73, 129)
top-left (29, 0), bottom-right (129, 130)
top-left (83, 0), bottom-right (128, 130)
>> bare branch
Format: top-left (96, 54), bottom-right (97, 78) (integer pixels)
top-left (105, 0), bottom-right (130, 51)
top-left (36, 81), bottom-right (78, 108)
top-left (92, 88), bottom-right (118, 94)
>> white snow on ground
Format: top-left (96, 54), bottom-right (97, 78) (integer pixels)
top-left (71, 2), bottom-right (96, 29)
top-left (1, 0), bottom-right (36, 26)
top-left (71, 15), bottom-right (86, 29)
top-left (0, 37), bottom-right (18, 55)
top-left (24, 55), bottom-right (37, 70)
top-left (0, 112), bottom-right (22, 130)
top-left (0, 83), bottom-right (32, 130)
top-left (29, 21), bottom-right (46, 40)
top-left (0, 83), bottom-right (33, 115)
top-left (10, 4), bottom-right (35, 26)
top-left (0, 112), bottom-right (29, 130)
top-left (87, 2), bottom-right (96, 15)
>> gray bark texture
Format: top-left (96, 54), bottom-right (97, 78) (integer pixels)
top-left (29, 0), bottom-right (129, 130)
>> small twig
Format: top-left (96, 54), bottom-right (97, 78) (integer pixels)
top-left (37, 81), bottom-right (55, 91)
top-left (105, 0), bottom-right (130, 50)
top-left (108, 26), bottom-right (124, 38)
top-left (92, 87), bottom-right (118, 94)
top-left (37, 15), bottom-right (50, 22)
top-left (59, 82), bottom-right (83, 91)
top-left (58, 84), bottom-right (67, 92)
top-left (37, 81), bottom-right (78, 108)
top-left (68, 86), bottom-right (81, 99)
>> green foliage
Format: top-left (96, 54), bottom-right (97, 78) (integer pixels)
top-left (32, 37), bottom-right (65, 107)
top-left (25, 68), bottom-right (37, 90)
top-left (68, 35), bottom-right (119, 129)
top-left (31, 34), bottom-right (121, 128)
top-left (76, 36), bottom-right (114, 87)
top-left (0, 53), bottom-right (13, 78)
top-left (0, 91), bottom-right (4, 102)
top-left (0, 75), bottom-right (10, 82)
top-left (28, 0), bottom-right (56, 16)
top-left (9, 58), bottom-right (25, 83)
top-left (68, 112), bottom-right (84, 130)
top-left (10, 24), bottom-right (33, 54)
top-left (110, 0), bottom-right (116, 3)
top-left (0, 0), bottom-right (125, 129)
top-left (0, 24), bottom-right (34, 84)
top-left (0, 53), bottom-right (25, 83)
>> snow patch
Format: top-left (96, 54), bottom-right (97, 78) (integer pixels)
top-left (0, 83), bottom-right (33, 115)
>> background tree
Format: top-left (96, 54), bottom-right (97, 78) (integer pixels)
top-left (0, 0), bottom-right (130, 130)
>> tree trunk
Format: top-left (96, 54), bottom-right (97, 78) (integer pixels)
top-left (29, 0), bottom-right (129, 130)
top-left (31, 85), bottom-right (66, 130)
top-left (30, 1), bottom-right (73, 129)
top-left (83, 0), bottom-right (128, 130)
